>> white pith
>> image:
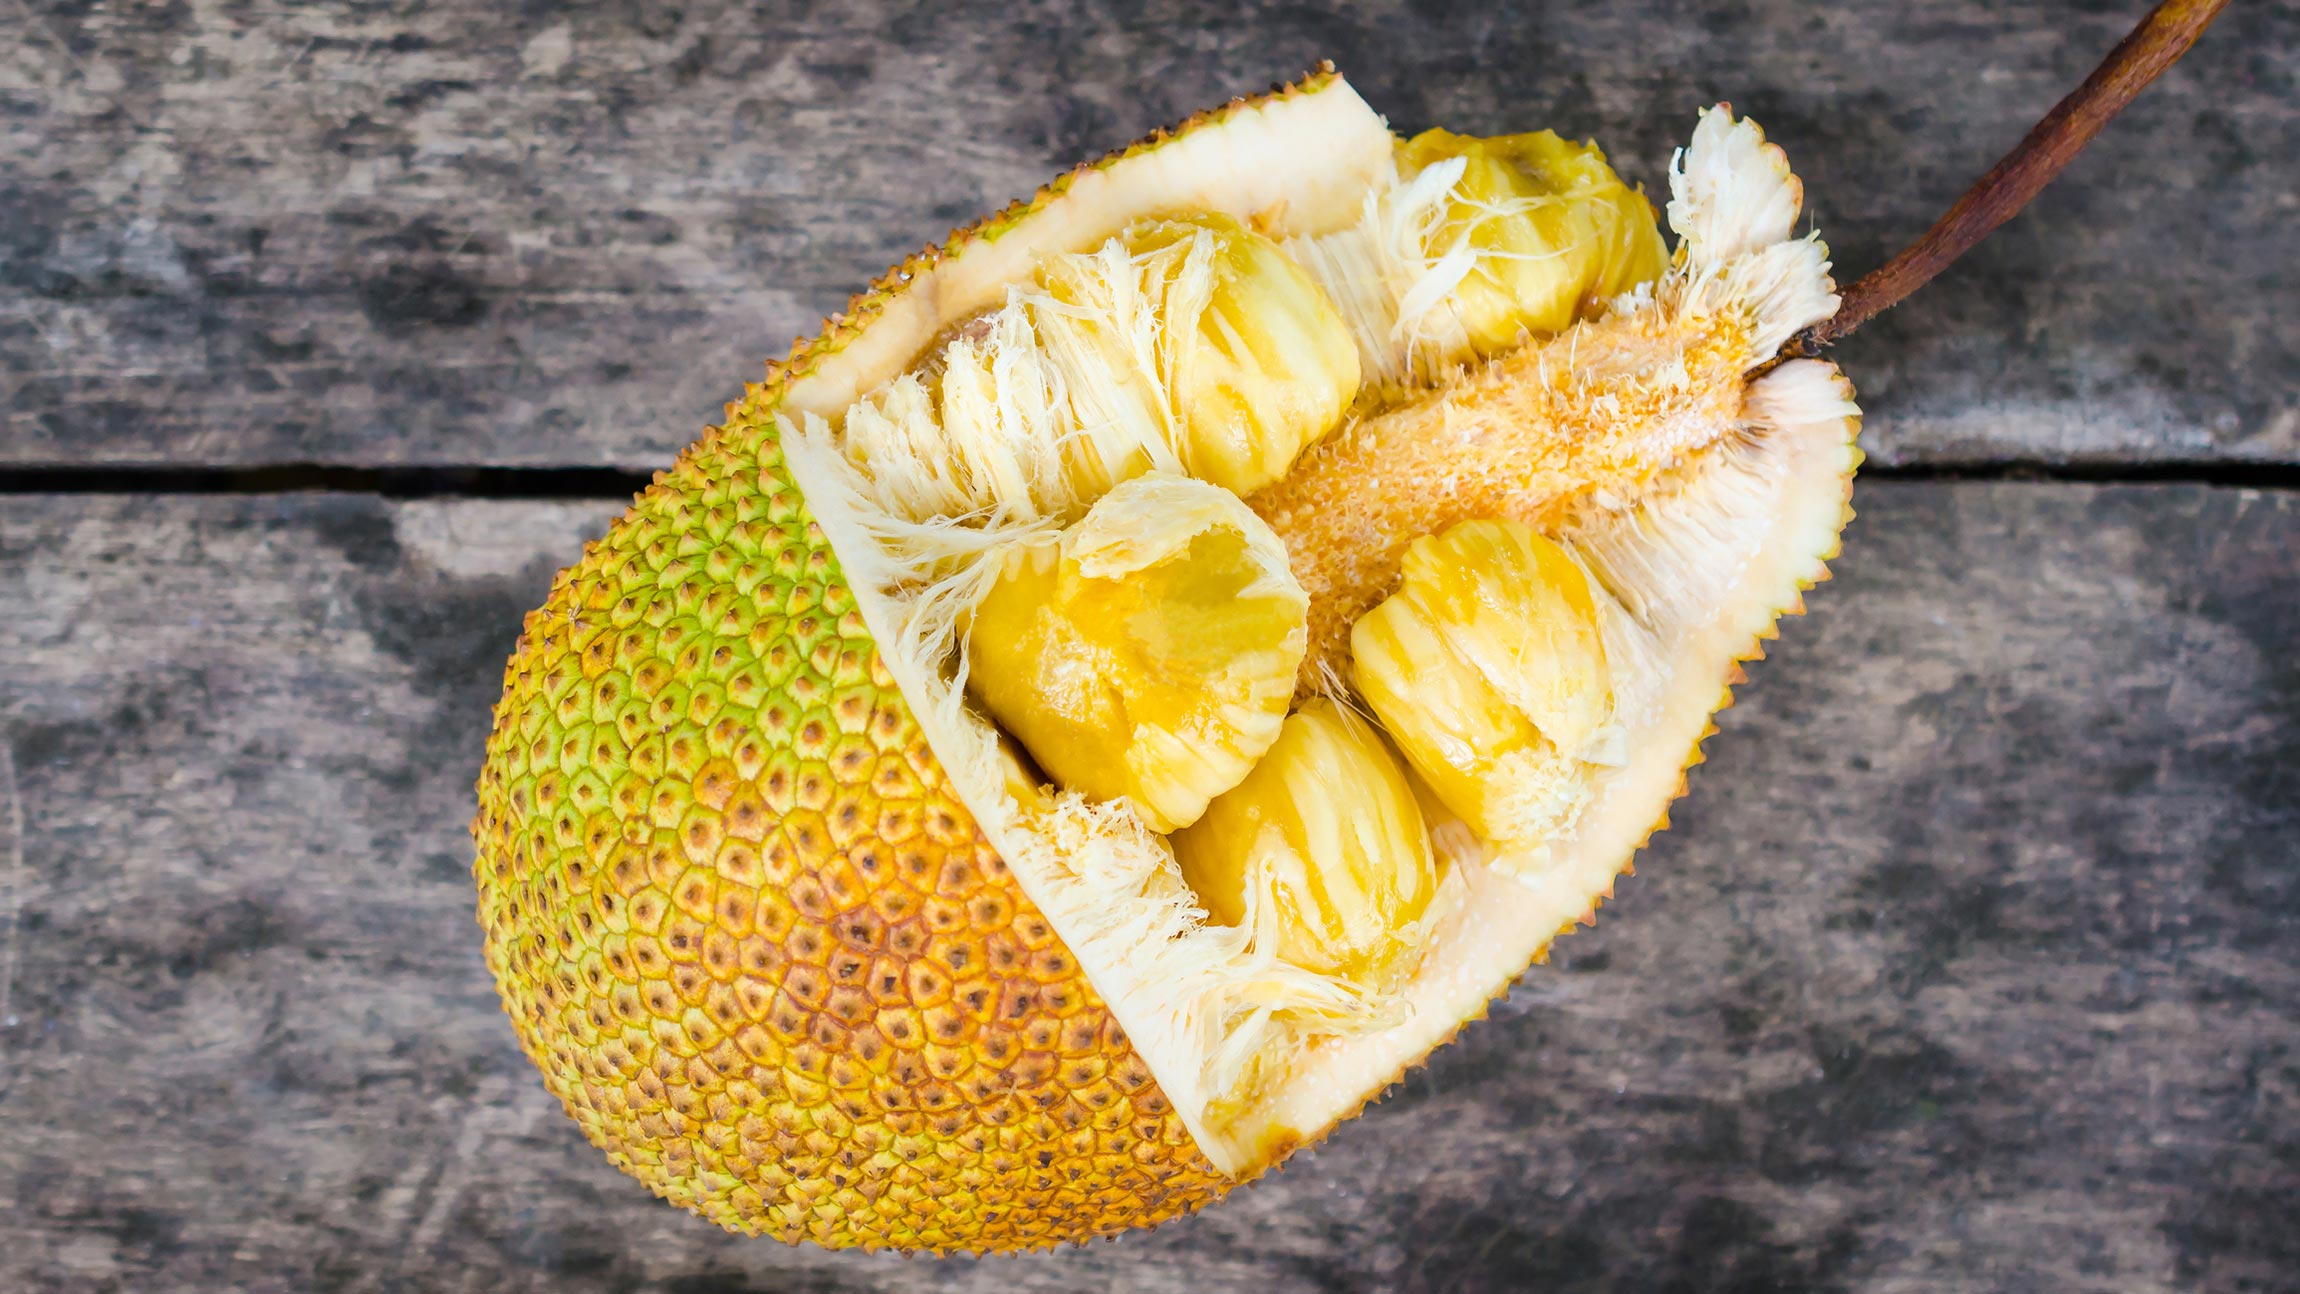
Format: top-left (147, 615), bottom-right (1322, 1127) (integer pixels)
top-left (774, 78), bottom-right (1858, 1176)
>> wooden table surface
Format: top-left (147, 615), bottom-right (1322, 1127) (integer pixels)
top-left (2, 2), bottom-right (2295, 1291)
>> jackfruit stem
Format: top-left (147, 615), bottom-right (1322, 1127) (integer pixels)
top-left (1789, 0), bottom-right (2228, 356)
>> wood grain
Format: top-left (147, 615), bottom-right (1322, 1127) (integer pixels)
top-left (1, 482), bottom-right (2292, 1292)
top-left (2, 0), bottom-right (2293, 471)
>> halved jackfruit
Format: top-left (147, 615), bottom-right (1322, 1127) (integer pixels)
top-left (476, 69), bottom-right (1859, 1254)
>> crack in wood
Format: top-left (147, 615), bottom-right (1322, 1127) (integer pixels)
top-left (0, 461), bottom-right (2293, 499)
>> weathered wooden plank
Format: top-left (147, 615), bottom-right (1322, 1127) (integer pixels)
top-left (0, 481), bottom-right (2292, 1292)
top-left (2, 1), bottom-right (2292, 471)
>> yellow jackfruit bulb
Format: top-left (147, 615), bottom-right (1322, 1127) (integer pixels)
top-left (1127, 214), bottom-right (1362, 494)
top-left (966, 472), bottom-right (1309, 832)
top-left (1396, 128), bottom-right (1668, 356)
top-left (1173, 699), bottom-right (1438, 981)
top-left (1033, 215), bottom-right (1360, 500)
top-left (1350, 519), bottom-right (1623, 862)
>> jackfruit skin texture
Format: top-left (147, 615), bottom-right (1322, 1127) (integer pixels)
top-left (473, 405), bottom-right (1228, 1253)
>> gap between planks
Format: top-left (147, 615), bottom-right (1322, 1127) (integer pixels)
top-left (0, 460), bottom-right (2294, 500)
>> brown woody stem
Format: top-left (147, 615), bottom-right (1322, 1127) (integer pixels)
top-left (1784, 0), bottom-right (2230, 357)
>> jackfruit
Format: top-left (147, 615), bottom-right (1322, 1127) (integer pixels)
top-left (475, 70), bottom-right (1860, 1254)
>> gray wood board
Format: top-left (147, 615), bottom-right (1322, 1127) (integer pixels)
top-left (2, 0), bottom-right (2293, 471)
top-left (0, 480), bottom-right (2293, 1292)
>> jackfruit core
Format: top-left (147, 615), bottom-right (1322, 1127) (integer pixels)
top-left (804, 126), bottom-right (1674, 1125)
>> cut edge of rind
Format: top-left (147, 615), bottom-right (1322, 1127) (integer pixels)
top-left (729, 65), bottom-right (1380, 430)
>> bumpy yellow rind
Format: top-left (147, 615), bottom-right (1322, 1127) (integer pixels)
top-left (474, 417), bottom-right (1230, 1253)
